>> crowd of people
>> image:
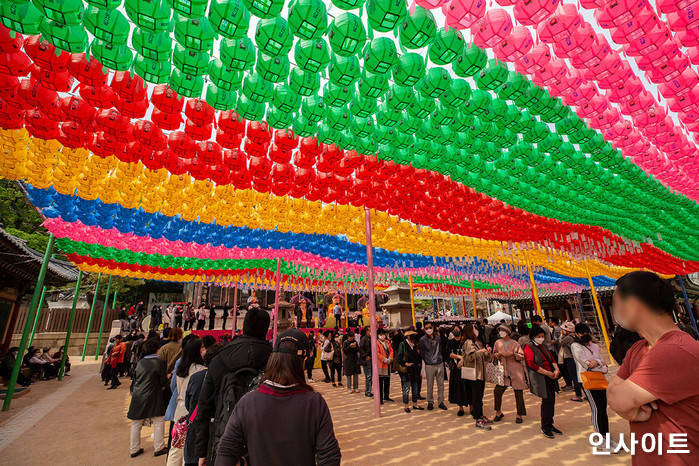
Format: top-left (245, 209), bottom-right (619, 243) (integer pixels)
top-left (0, 345), bottom-right (70, 386)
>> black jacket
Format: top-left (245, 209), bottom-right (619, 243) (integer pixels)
top-left (397, 340), bottom-right (422, 381)
top-left (194, 335), bottom-right (272, 458)
top-left (342, 339), bottom-right (361, 376)
top-left (185, 369), bottom-right (207, 464)
top-left (359, 334), bottom-right (371, 362)
top-left (127, 356), bottom-right (169, 420)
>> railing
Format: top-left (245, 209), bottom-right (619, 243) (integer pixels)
top-left (13, 306), bottom-right (119, 334)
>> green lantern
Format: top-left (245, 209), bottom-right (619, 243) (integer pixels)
top-left (134, 54), bottom-right (170, 83)
top-left (328, 53), bottom-right (361, 86)
top-left (476, 59), bottom-right (509, 90)
top-left (357, 136), bottom-right (378, 155)
top-left (236, 94), bottom-right (266, 120)
top-left (328, 12), bottom-right (366, 57)
top-left (555, 116), bottom-right (583, 135)
top-left (398, 112), bottom-right (421, 134)
top-left (125, 0), bottom-right (172, 34)
top-left (318, 122), bottom-right (341, 144)
top-left (392, 53), bottom-right (425, 87)
top-left (175, 17), bottom-right (216, 53)
top-left (463, 89), bottom-right (491, 116)
top-left (358, 70), bottom-right (388, 98)
top-left (173, 43), bottom-right (210, 76)
top-left (372, 124), bottom-right (392, 144)
top-left (418, 67), bottom-right (451, 99)
top-left (293, 114), bottom-right (317, 136)
top-left (433, 102), bottom-right (455, 125)
top-left (349, 93), bottom-right (377, 117)
top-left (539, 99), bottom-right (569, 123)
top-left (295, 39), bottom-right (330, 73)
top-left (167, 0), bottom-right (209, 17)
top-left (350, 116), bottom-right (374, 138)
top-left (243, 0), bottom-right (284, 19)
top-left (385, 84), bottom-right (414, 110)
top-left (406, 94), bottom-right (436, 118)
top-left (301, 94), bottom-right (325, 122)
top-left (256, 53), bottom-right (290, 82)
top-left (323, 82), bottom-right (353, 107)
top-left (453, 44), bottom-right (487, 77)
top-left (84, 7), bottom-right (129, 46)
top-left (220, 37), bottom-right (256, 71)
top-left (169, 68), bottom-right (204, 98)
top-left (449, 111), bottom-right (473, 132)
top-left (209, 59), bottom-right (243, 90)
top-left (428, 28), bottom-right (464, 66)
top-left (481, 99), bottom-right (508, 124)
top-left (206, 83), bottom-right (237, 110)
top-left (256, 17), bottom-right (293, 57)
top-left (326, 106), bottom-right (351, 131)
top-left (288, 0), bottom-right (327, 40)
top-left (498, 72), bottom-right (530, 100)
top-left (132, 29), bottom-right (172, 62)
top-left (209, 0), bottom-right (250, 40)
top-left (91, 39), bottom-right (132, 69)
top-left (387, 130), bottom-right (410, 149)
top-left (363, 37), bottom-right (398, 75)
top-left (86, 0), bottom-right (122, 8)
top-left (289, 67), bottom-right (320, 96)
top-left (242, 74), bottom-right (273, 103)
top-left (366, 0), bottom-right (407, 32)
top-left (375, 103), bottom-right (402, 127)
top-left (40, 20), bottom-right (88, 53)
top-left (272, 83), bottom-right (301, 112)
top-left (377, 143), bottom-right (396, 160)
top-left (399, 6), bottom-right (436, 50)
top-left (34, 0), bottom-right (84, 26)
top-left (416, 120), bottom-right (440, 141)
top-left (523, 120), bottom-right (550, 144)
top-left (332, 0), bottom-right (366, 10)
top-left (439, 78), bottom-right (471, 108)
top-left (1, 2), bottom-right (44, 35)
top-left (267, 106), bottom-right (293, 129)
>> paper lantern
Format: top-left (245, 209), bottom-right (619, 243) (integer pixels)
top-left (536, 4), bottom-right (581, 44)
top-left (472, 9), bottom-right (513, 48)
top-left (132, 30), bottom-right (172, 63)
top-left (453, 44), bottom-right (487, 77)
top-left (429, 28), bottom-right (465, 65)
top-left (124, 0), bottom-right (172, 34)
top-left (243, 0), bottom-right (284, 19)
top-left (366, 0), bottom-right (407, 32)
top-left (256, 53), bottom-right (291, 82)
top-left (208, 0), bottom-right (250, 39)
top-left (358, 70), bottom-right (388, 98)
top-left (295, 39), bottom-right (330, 73)
top-left (495, 26), bottom-right (533, 62)
top-left (399, 6), bottom-right (437, 49)
top-left (255, 17), bottom-right (292, 57)
top-left (328, 12), bottom-right (366, 57)
top-left (595, 0), bottom-right (650, 29)
top-left (513, 0), bottom-right (560, 26)
top-left (84, 6), bottom-right (130, 46)
top-left (443, 0), bottom-right (486, 30)
top-left (514, 43), bottom-right (551, 75)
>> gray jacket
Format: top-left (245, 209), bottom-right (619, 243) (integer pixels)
top-left (418, 334), bottom-right (443, 365)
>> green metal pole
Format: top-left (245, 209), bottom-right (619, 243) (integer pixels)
top-left (95, 275), bottom-right (112, 360)
top-left (81, 273), bottom-right (102, 361)
top-left (112, 289), bottom-right (117, 309)
top-left (58, 270), bottom-right (82, 380)
top-left (28, 285), bottom-right (47, 347)
top-left (3, 234), bottom-right (55, 411)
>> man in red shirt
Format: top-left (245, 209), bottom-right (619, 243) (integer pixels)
top-left (607, 271), bottom-right (699, 465)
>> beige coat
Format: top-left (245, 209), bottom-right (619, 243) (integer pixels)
top-left (493, 339), bottom-right (528, 390)
top-left (462, 339), bottom-right (491, 381)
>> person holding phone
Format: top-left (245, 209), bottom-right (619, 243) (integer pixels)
top-left (524, 325), bottom-right (561, 439)
top-left (461, 323), bottom-right (493, 430)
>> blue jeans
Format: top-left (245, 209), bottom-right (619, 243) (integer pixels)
top-left (400, 373), bottom-right (419, 405)
top-left (564, 358), bottom-right (582, 397)
top-left (362, 361), bottom-right (372, 395)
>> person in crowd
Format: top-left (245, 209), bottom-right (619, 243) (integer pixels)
top-left (492, 325), bottom-right (527, 424)
top-left (118, 306), bottom-right (129, 332)
top-left (136, 301), bottom-right (146, 331)
top-left (306, 302), bottom-right (314, 328)
top-left (531, 315), bottom-right (553, 349)
top-left (183, 343), bottom-right (221, 466)
top-left (120, 336), bottom-right (132, 377)
top-left (332, 301), bottom-right (342, 330)
top-left (516, 320), bottom-right (530, 348)
top-left (678, 315), bottom-right (699, 340)
top-left (163, 305), bottom-right (172, 329)
top-left (208, 303), bottom-right (216, 331)
top-left (570, 323), bottom-right (614, 450)
top-left (396, 330), bottom-right (423, 413)
top-left (194, 308), bottom-right (272, 463)
top-left (215, 329), bottom-right (341, 466)
top-left (318, 304), bottom-right (326, 328)
top-left (196, 304), bottom-right (207, 330)
top-left (294, 302), bottom-right (303, 328)
top-left (127, 337), bottom-right (169, 458)
top-left (376, 328), bottom-right (394, 403)
top-left (548, 317), bottom-right (562, 342)
top-left (524, 325), bottom-right (561, 439)
top-left (201, 334), bottom-right (216, 349)
top-left (221, 302), bottom-right (229, 331)
top-left (174, 305), bottom-right (183, 329)
top-left (418, 322), bottom-right (446, 411)
top-left (1, 347), bottom-right (32, 386)
top-left (461, 323), bottom-right (492, 430)
top-left (342, 330), bottom-right (360, 393)
top-left (607, 272), bottom-right (699, 464)
top-left (32, 347), bottom-right (57, 379)
top-left (329, 331), bottom-right (343, 388)
top-left (354, 308), bottom-right (363, 327)
top-left (306, 330), bottom-right (317, 382)
top-left (160, 327), bottom-right (184, 375)
top-left (150, 305), bottom-right (159, 330)
top-left (106, 335), bottom-right (126, 390)
top-left (40, 347), bottom-right (59, 375)
top-left (320, 331), bottom-right (333, 383)
top-left (167, 338), bottom-right (206, 466)
top-left (559, 322), bottom-right (583, 401)
top-left (447, 325), bottom-right (470, 416)
top-left (164, 334), bottom-right (200, 452)
top-left (160, 327), bottom-right (172, 348)
top-left (358, 327), bottom-right (372, 397)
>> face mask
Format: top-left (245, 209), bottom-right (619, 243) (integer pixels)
top-left (378, 334), bottom-right (386, 341)
top-left (453, 329), bottom-right (460, 337)
top-left (581, 334), bottom-right (592, 344)
top-left (473, 328), bottom-right (479, 338)
top-left (534, 336), bottom-right (545, 345)
top-left (425, 329), bottom-right (434, 335)
top-left (499, 331), bottom-right (508, 338)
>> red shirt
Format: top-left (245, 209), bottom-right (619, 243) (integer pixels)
top-left (523, 342), bottom-right (554, 372)
top-left (617, 330), bottom-right (699, 465)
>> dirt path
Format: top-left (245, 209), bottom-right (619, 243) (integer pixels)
top-left (0, 362), bottom-right (630, 465)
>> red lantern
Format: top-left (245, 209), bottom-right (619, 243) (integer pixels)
top-left (58, 121), bottom-right (89, 148)
top-left (269, 143), bottom-right (293, 163)
top-left (30, 66), bottom-right (74, 92)
top-left (185, 99), bottom-right (215, 126)
top-left (152, 108), bottom-right (183, 131)
top-left (23, 36), bottom-right (70, 71)
top-left (115, 95), bottom-right (148, 119)
top-left (25, 108), bottom-right (58, 140)
top-left (184, 119), bottom-right (213, 141)
top-left (247, 121), bottom-right (272, 145)
top-left (79, 84), bottom-right (116, 109)
top-left (0, 74), bottom-right (18, 92)
top-left (0, 51), bottom-right (31, 76)
top-left (151, 85), bottom-right (184, 114)
top-left (60, 96), bottom-right (96, 127)
top-left (218, 110), bottom-right (246, 135)
top-left (196, 140), bottom-right (223, 165)
top-left (18, 80), bottom-right (58, 110)
top-left (134, 120), bottom-right (167, 152)
top-left (0, 25), bottom-right (23, 52)
top-left (168, 131), bottom-right (196, 158)
top-left (111, 71), bottom-right (147, 103)
top-left (67, 53), bottom-right (108, 87)
top-left (216, 128), bottom-right (243, 149)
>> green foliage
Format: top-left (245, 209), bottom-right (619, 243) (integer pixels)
top-left (0, 180), bottom-right (45, 236)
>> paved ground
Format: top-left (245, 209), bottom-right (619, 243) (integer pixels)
top-left (0, 360), bottom-right (630, 465)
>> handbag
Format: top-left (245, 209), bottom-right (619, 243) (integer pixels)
top-left (485, 361), bottom-right (505, 386)
top-left (320, 341), bottom-right (334, 361)
top-left (461, 365), bottom-right (476, 380)
top-left (580, 371), bottom-right (608, 390)
top-left (395, 342), bottom-right (408, 374)
top-left (171, 405), bottom-right (197, 449)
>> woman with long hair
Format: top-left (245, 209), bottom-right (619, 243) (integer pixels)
top-left (461, 323), bottom-right (493, 430)
top-left (216, 329), bottom-right (341, 465)
top-left (492, 325), bottom-right (527, 424)
top-left (447, 325), bottom-right (471, 417)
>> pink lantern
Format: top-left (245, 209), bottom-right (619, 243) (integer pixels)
top-left (575, 93), bottom-right (608, 119)
top-left (596, 61), bottom-right (633, 89)
top-left (622, 24), bottom-right (670, 57)
top-left (657, 0), bottom-right (690, 14)
top-left (666, 1), bottom-right (699, 32)
top-left (676, 28), bottom-right (699, 47)
top-left (571, 34), bottom-right (610, 69)
top-left (553, 21), bottom-right (595, 58)
top-left (495, 0), bottom-right (516, 5)
top-left (668, 89), bottom-right (699, 113)
top-left (579, 0), bottom-right (607, 8)
top-left (514, 42), bottom-right (551, 74)
top-left (589, 107), bottom-right (621, 131)
top-left (595, 0), bottom-right (651, 29)
top-left (547, 68), bottom-right (583, 96)
top-left (471, 8), bottom-right (513, 48)
top-left (533, 56), bottom-right (568, 86)
top-left (416, 0), bottom-right (448, 9)
top-left (636, 41), bottom-right (681, 71)
top-left (513, 0), bottom-right (560, 26)
top-left (609, 10), bottom-right (660, 44)
top-left (443, 0), bottom-right (486, 30)
top-left (494, 25), bottom-right (533, 62)
top-left (658, 68), bottom-right (698, 99)
top-left (563, 81), bottom-right (598, 107)
top-left (536, 4), bottom-right (581, 44)
top-left (605, 119), bottom-right (633, 140)
top-left (606, 75), bottom-right (644, 103)
top-left (688, 46), bottom-right (699, 65)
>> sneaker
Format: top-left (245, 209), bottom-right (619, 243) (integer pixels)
top-left (427, 403), bottom-right (434, 411)
top-left (482, 416), bottom-right (494, 425)
top-left (308, 378), bottom-right (315, 383)
top-left (607, 439), bottom-right (620, 454)
top-left (541, 428), bottom-right (554, 439)
top-left (438, 403), bottom-right (447, 410)
top-left (475, 419), bottom-right (492, 430)
top-left (551, 426), bottom-right (563, 435)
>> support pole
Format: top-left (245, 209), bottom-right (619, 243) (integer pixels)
top-left (678, 275), bottom-right (699, 334)
top-left (576, 293), bottom-right (585, 324)
top-left (584, 263), bottom-right (614, 363)
top-left (231, 284), bottom-right (238, 337)
top-left (364, 207), bottom-right (381, 418)
top-left (58, 271), bottom-right (82, 380)
top-left (95, 275), bottom-right (113, 360)
top-left (408, 275), bottom-right (416, 326)
top-left (272, 258), bottom-right (282, 343)
top-left (82, 273), bottom-right (102, 361)
top-left (524, 252), bottom-right (543, 318)
top-left (112, 289), bottom-right (117, 309)
top-left (461, 296), bottom-right (466, 317)
top-left (28, 286), bottom-right (47, 347)
top-left (3, 234), bottom-right (55, 412)
top-left (344, 289), bottom-right (349, 328)
top-left (470, 280), bottom-right (477, 319)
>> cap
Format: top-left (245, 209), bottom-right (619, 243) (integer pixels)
top-left (273, 329), bottom-right (309, 358)
top-left (561, 322), bottom-right (575, 333)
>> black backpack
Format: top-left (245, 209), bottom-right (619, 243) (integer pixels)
top-left (210, 366), bottom-right (265, 463)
